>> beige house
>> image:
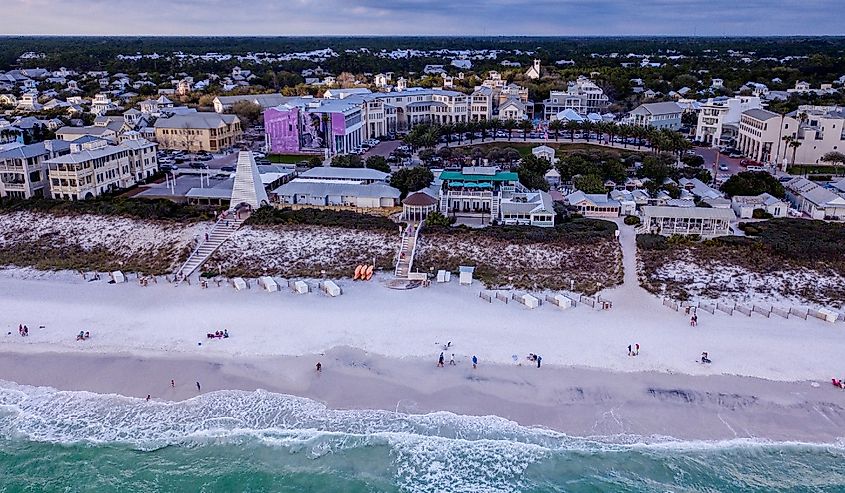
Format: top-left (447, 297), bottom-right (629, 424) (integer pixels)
top-left (154, 112), bottom-right (242, 152)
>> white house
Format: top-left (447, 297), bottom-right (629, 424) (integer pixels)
top-left (566, 191), bottom-right (621, 217)
top-left (730, 193), bottom-right (789, 218)
top-left (783, 177), bottom-right (845, 220)
top-left (629, 102), bottom-right (683, 130)
top-left (641, 206), bottom-right (735, 237)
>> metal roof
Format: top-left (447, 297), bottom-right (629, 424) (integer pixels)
top-left (642, 206), bottom-right (736, 220)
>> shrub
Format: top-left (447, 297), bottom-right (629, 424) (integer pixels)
top-left (424, 211), bottom-right (453, 227)
top-left (751, 208), bottom-right (773, 219)
top-left (246, 206), bottom-right (398, 231)
top-left (636, 234), bottom-right (668, 250)
top-left (623, 215), bottom-right (641, 226)
top-left (0, 197), bottom-right (217, 222)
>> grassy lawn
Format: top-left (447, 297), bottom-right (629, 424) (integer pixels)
top-left (454, 141), bottom-right (646, 160)
top-left (786, 164), bottom-right (845, 177)
top-left (267, 153), bottom-right (314, 164)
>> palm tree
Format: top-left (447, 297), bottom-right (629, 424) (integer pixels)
top-left (617, 124), bottom-right (631, 148)
top-left (465, 121), bottom-right (477, 144)
top-left (440, 123), bottom-right (454, 147)
top-left (503, 119), bottom-right (517, 141)
top-left (564, 120), bottom-right (580, 142)
top-left (479, 119), bottom-right (490, 142)
top-left (519, 119), bottom-right (533, 141)
top-left (488, 118), bottom-right (502, 140)
top-left (548, 119), bottom-right (563, 142)
top-left (788, 139), bottom-right (801, 171)
top-left (453, 121), bottom-right (466, 144)
top-left (581, 121), bottom-right (594, 143)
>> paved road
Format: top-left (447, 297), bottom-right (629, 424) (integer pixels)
top-left (694, 146), bottom-right (743, 184)
top-left (363, 140), bottom-right (401, 159)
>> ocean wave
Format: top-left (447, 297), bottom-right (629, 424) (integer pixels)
top-left (1, 382), bottom-right (843, 492)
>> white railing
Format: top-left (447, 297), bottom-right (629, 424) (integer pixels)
top-left (407, 222), bottom-right (423, 275)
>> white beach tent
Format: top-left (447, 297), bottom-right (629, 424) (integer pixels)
top-left (323, 280), bottom-right (341, 297)
top-left (521, 293), bottom-right (540, 309)
top-left (294, 280), bottom-right (309, 294)
top-left (458, 266), bottom-right (475, 285)
top-left (111, 271), bottom-right (126, 283)
top-left (817, 307), bottom-right (838, 323)
top-left (233, 277), bottom-right (248, 291)
top-left (554, 294), bottom-right (572, 309)
top-left (436, 270), bottom-right (451, 283)
top-left (259, 276), bottom-right (279, 292)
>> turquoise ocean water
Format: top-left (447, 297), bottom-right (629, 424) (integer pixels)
top-left (1, 382), bottom-right (844, 492)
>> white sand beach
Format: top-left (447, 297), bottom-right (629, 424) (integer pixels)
top-left (0, 224), bottom-right (843, 443)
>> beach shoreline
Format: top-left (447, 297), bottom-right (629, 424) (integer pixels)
top-left (1, 347), bottom-right (844, 444)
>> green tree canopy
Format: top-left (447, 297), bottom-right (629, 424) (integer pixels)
top-left (719, 171), bottom-right (786, 198)
top-left (515, 154), bottom-right (551, 191)
top-left (365, 155), bottom-right (391, 173)
top-left (230, 101), bottom-right (262, 128)
top-left (573, 173), bottom-right (606, 194)
top-left (390, 166), bottom-right (434, 198)
top-left (331, 154), bottom-right (364, 168)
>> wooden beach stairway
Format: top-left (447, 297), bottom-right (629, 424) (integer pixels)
top-left (176, 212), bottom-right (246, 280)
top-left (394, 223), bottom-right (421, 278)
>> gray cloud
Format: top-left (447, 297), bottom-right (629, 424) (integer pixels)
top-left (2, 0), bottom-right (843, 35)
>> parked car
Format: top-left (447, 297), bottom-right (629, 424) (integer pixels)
top-left (718, 163), bottom-right (729, 171)
top-left (729, 152), bottom-right (743, 158)
top-left (221, 166), bottom-right (236, 172)
top-left (189, 162), bottom-right (208, 169)
top-left (160, 164), bottom-right (178, 172)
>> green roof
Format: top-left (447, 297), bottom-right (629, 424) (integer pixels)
top-left (439, 171), bottom-right (519, 182)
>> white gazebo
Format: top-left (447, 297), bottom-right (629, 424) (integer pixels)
top-left (402, 191), bottom-right (439, 221)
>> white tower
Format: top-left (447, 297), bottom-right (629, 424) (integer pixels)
top-left (230, 151), bottom-right (269, 209)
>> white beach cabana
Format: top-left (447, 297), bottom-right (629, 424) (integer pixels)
top-left (521, 293), bottom-right (539, 309)
top-left (436, 270), bottom-right (451, 283)
top-left (294, 280), bottom-right (309, 294)
top-left (259, 276), bottom-right (279, 292)
top-left (553, 294), bottom-right (572, 309)
top-left (459, 266), bottom-right (475, 285)
top-left (233, 277), bottom-right (247, 291)
top-left (323, 280), bottom-right (341, 297)
top-left (111, 271), bottom-right (126, 283)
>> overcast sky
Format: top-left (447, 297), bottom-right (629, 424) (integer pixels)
top-left (3, 0), bottom-right (843, 36)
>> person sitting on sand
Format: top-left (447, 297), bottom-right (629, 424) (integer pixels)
top-left (833, 378), bottom-right (845, 389)
top-left (701, 352), bottom-right (711, 364)
top-left (84, 331), bottom-right (90, 340)
top-left (77, 331), bottom-right (85, 341)
top-left (223, 329), bottom-right (229, 338)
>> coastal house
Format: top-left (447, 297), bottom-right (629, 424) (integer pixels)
top-left (783, 177), bottom-right (845, 220)
top-left (566, 190), bottom-right (621, 217)
top-left (629, 102), bottom-right (683, 130)
top-left (272, 181), bottom-right (400, 208)
top-left (44, 137), bottom-right (158, 200)
top-left (0, 140), bottom-right (71, 198)
top-left (438, 166), bottom-right (554, 227)
top-left (641, 206), bottom-right (735, 237)
top-left (154, 112), bottom-right (242, 152)
top-left (731, 193), bottom-right (789, 219)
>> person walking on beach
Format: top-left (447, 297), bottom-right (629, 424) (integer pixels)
top-left (316, 362), bottom-right (322, 372)
top-left (472, 355), bottom-right (478, 369)
top-left (196, 381), bottom-right (201, 392)
top-left (171, 379), bottom-right (175, 388)
top-left (628, 345), bottom-right (632, 356)
top-left (146, 394), bottom-right (151, 402)
top-left (449, 354), bottom-right (456, 366)
top-left (438, 352), bottom-right (445, 368)
top-left (635, 343), bottom-right (640, 356)
top-left (536, 355), bottom-right (542, 368)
